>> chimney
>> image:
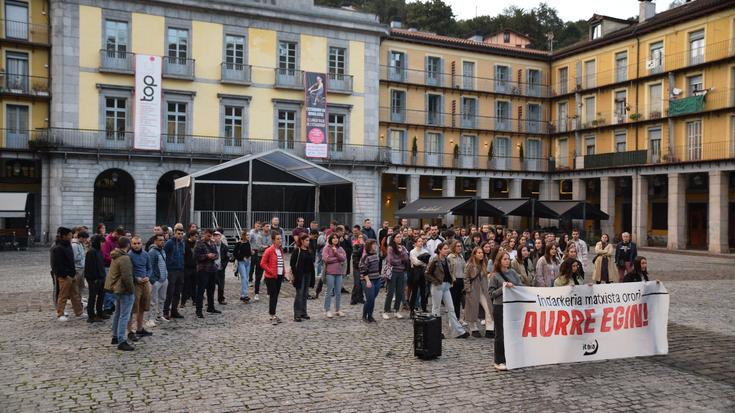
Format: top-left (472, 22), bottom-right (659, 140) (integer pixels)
top-left (639, 0), bottom-right (656, 23)
top-left (390, 19), bottom-right (402, 29)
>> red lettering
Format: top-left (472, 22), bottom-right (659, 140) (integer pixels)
top-left (584, 309), bottom-right (596, 333)
top-left (642, 303), bottom-right (648, 326)
top-left (629, 304), bottom-right (642, 328)
top-left (540, 311), bottom-right (555, 337)
top-left (554, 310), bottom-right (571, 336)
top-left (613, 306), bottom-right (625, 330)
top-left (600, 307), bottom-right (614, 332)
top-left (522, 311), bottom-right (537, 337)
top-left (570, 310), bottom-right (585, 335)
top-left (624, 304), bottom-right (631, 329)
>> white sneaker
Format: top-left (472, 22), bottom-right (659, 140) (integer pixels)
top-left (57, 315), bottom-right (69, 322)
top-left (145, 320), bottom-right (156, 328)
top-left (494, 363), bottom-right (508, 371)
top-left (480, 320), bottom-right (486, 326)
top-left (395, 312), bottom-right (404, 319)
top-left (336, 311), bottom-right (345, 317)
top-left (77, 313), bottom-right (88, 320)
top-left (254, 294), bottom-right (259, 302)
top-left (326, 311), bottom-right (333, 318)
top-left (382, 313), bottom-right (390, 320)
top-left (460, 320), bottom-right (468, 327)
top-left (160, 316), bottom-right (170, 322)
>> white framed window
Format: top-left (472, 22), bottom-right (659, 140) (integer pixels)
top-left (687, 74), bottom-right (703, 96)
top-left (223, 106), bottom-right (244, 145)
top-left (557, 101), bottom-right (568, 132)
top-left (615, 130), bottom-right (627, 152)
top-left (495, 100), bottom-right (510, 131)
top-left (689, 30), bottom-right (705, 65)
top-left (167, 28), bottom-right (189, 63)
top-left (686, 120), bottom-right (702, 161)
top-left (584, 60), bottom-right (596, 88)
top-left (615, 51), bottom-right (627, 82)
top-left (105, 97), bottom-right (127, 140)
top-left (225, 35), bottom-right (246, 66)
top-left (389, 51), bottom-right (405, 81)
top-left (328, 47), bottom-right (346, 76)
top-left (583, 96), bottom-right (595, 125)
top-left (558, 67), bottom-right (568, 94)
top-left (648, 127), bottom-right (662, 162)
top-left (649, 83), bottom-right (662, 117)
top-left (495, 65), bottom-right (510, 92)
top-left (462, 61), bottom-right (474, 90)
top-left (328, 113), bottom-right (346, 152)
top-left (614, 90), bottom-right (627, 124)
top-left (461, 97), bottom-right (477, 128)
top-left (584, 135), bottom-right (596, 155)
top-left (527, 69), bottom-right (541, 96)
top-left (277, 109), bottom-right (296, 149)
top-left (166, 101), bottom-right (187, 144)
top-left (649, 41), bottom-right (664, 73)
top-left (105, 20), bottom-right (129, 55)
top-left (4, 0), bottom-right (29, 40)
top-left (278, 41), bottom-right (297, 72)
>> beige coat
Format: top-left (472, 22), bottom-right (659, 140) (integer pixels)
top-left (592, 242), bottom-right (616, 282)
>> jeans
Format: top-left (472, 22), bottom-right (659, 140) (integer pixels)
top-left (238, 260), bottom-right (251, 298)
top-left (450, 278), bottom-right (464, 321)
top-left (350, 261), bottom-right (364, 304)
top-left (383, 270), bottom-right (406, 313)
top-left (265, 276), bottom-right (282, 315)
top-left (293, 274), bottom-right (309, 317)
top-left (249, 254), bottom-right (258, 282)
top-left (324, 275), bottom-right (343, 312)
top-left (215, 269), bottom-right (226, 302)
top-left (164, 270), bottom-right (183, 315)
top-left (112, 293), bottom-right (134, 342)
top-left (196, 271), bottom-right (216, 314)
top-left (150, 280), bottom-right (168, 319)
top-left (103, 267), bottom-right (115, 311)
top-left (85, 277), bottom-right (104, 318)
top-left (430, 282), bottom-right (466, 338)
top-left (493, 305), bottom-right (505, 364)
top-left (362, 277), bottom-right (382, 318)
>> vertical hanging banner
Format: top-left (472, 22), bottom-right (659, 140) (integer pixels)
top-left (304, 72), bottom-right (328, 158)
top-left (134, 54), bottom-right (162, 151)
top-left (503, 281), bottom-right (669, 370)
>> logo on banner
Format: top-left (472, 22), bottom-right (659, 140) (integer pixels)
top-left (304, 71), bottom-right (328, 158)
top-left (582, 339), bottom-right (598, 356)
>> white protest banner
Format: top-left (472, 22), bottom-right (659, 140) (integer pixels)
top-left (134, 54), bottom-right (162, 151)
top-left (503, 281), bottom-right (668, 370)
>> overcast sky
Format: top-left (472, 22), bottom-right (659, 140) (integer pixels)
top-left (434, 0), bottom-right (649, 22)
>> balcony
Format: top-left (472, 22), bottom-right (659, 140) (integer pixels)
top-left (99, 49), bottom-right (134, 74)
top-left (0, 19), bottom-right (49, 45)
top-left (460, 114), bottom-right (476, 129)
top-left (220, 62), bottom-right (252, 85)
top-left (163, 56), bottom-right (195, 79)
top-left (380, 107), bottom-right (545, 134)
top-left (327, 73), bottom-right (353, 94)
top-left (583, 150), bottom-right (648, 169)
top-left (274, 68), bottom-right (303, 89)
top-left (525, 119), bottom-right (542, 134)
top-left (0, 74), bottom-right (50, 98)
top-left (1, 129), bottom-right (30, 149)
top-left (495, 118), bottom-right (511, 131)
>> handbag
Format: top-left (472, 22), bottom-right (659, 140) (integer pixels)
top-left (381, 260), bottom-right (393, 280)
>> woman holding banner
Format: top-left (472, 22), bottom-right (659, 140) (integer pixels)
top-left (535, 244), bottom-right (559, 287)
top-left (554, 258), bottom-right (578, 287)
top-left (488, 250), bottom-right (522, 371)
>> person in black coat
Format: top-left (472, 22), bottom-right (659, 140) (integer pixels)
top-left (51, 227), bottom-right (83, 320)
top-left (214, 231), bottom-right (230, 305)
top-left (290, 236), bottom-right (315, 321)
top-left (614, 232), bottom-right (638, 282)
top-left (84, 235), bottom-right (108, 322)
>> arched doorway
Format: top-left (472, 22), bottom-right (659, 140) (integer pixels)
top-left (94, 169), bottom-right (135, 232)
top-left (157, 170), bottom-right (186, 226)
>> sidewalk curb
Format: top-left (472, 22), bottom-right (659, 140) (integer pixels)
top-left (639, 246), bottom-right (735, 260)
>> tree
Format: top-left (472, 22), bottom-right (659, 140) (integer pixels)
top-left (404, 0), bottom-right (456, 35)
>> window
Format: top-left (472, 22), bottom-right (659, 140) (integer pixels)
top-left (614, 90), bottom-right (627, 123)
top-left (388, 129), bottom-right (406, 163)
top-left (615, 130), bottom-right (627, 152)
top-left (557, 102), bottom-right (568, 132)
top-left (5, 51), bottom-right (28, 92)
top-left (4, 0), bottom-right (28, 40)
top-left (558, 67), bottom-right (568, 94)
top-left (649, 41), bottom-right (663, 73)
top-left (166, 102), bottom-right (187, 143)
top-left (105, 20), bottom-right (128, 56)
top-left (426, 56), bottom-right (441, 86)
top-left (503, 31), bottom-right (510, 43)
top-left (223, 106), bottom-right (244, 145)
top-left (584, 60), bottom-right (595, 88)
top-left (649, 83), bottom-right (662, 117)
top-left (224, 35), bottom-right (246, 67)
top-left (277, 109), bottom-right (296, 149)
top-left (462, 61), bottom-right (474, 89)
top-left (494, 136), bottom-right (511, 169)
top-left (615, 51), bottom-right (627, 82)
top-left (6, 104), bottom-right (29, 146)
top-left (328, 113), bottom-right (346, 152)
top-left (427, 94), bottom-right (442, 125)
top-left (389, 51), bottom-right (405, 81)
top-left (591, 24), bottom-right (601, 40)
top-left (527, 103), bottom-right (541, 133)
top-left (527, 69), bottom-right (541, 96)
top-left (689, 30), bottom-right (705, 65)
top-left (425, 132), bottom-right (441, 166)
top-left (648, 127), bottom-right (662, 162)
top-left (167, 28), bottom-right (189, 63)
top-left (278, 41), bottom-right (297, 72)
top-left (687, 74), bottom-right (703, 96)
top-left (328, 47), bottom-right (346, 76)
top-left (583, 96), bottom-right (595, 125)
top-left (495, 100), bottom-right (510, 130)
top-left (390, 90), bottom-right (405, 122)
top-left (495, 65), bottom-right (510, 92)
top-left (585, 135), bottom-right (596, 155)
top-left (461, 97), bottom-right (477, 128)
top-left (558, 138), bottom-right (569, 167)
top-left (105, 97), bottom-right (127, 140)
top-left (686, 120), bottom-right (702, 161)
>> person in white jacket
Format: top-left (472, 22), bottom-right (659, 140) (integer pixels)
top-left (571, 229), bottom-right (588, 266)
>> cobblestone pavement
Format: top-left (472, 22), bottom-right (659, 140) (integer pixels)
top-left (0, 248), bottom-right (733, 412)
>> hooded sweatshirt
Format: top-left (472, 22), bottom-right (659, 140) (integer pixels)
top-left (104, 248), bottom-right (134, 294)
top-left (149, 244), bottom-right (168, 284)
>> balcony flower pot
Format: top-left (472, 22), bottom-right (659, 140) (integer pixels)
top-left (629, 113), bottom-right (642, 121)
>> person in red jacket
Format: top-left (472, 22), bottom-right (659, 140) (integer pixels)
top-left (259, 232), bottom-right (291, 325)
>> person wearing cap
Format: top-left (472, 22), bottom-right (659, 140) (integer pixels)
top-left (51, 227), bottom-right (84, 321)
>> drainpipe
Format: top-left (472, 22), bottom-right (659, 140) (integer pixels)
top-left (667, 72), bottom-right (675, 158)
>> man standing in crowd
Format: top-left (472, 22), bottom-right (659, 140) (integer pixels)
top-left (128, 236), bottom-right (153, 341)
top-left (101, 227), bottom-right (125, 314)
top-left (270, 216), bottom-right (285, 240)
top-left (378, 221), bottom-right (390, 246)
top-left (148, 234), bottom-right (168, 324)
top-left (106, 236), bottom-right (136, 351)
top-left (214, 231), bottom-right (229, 305)
top-left (253, 224), bottom-right (272, 301)
top-left (195, 228), bottom-right (221, 318)
top-left (615, 232), bottom-right (638, 283)
top-left (248, 221), bottom-right (262, 283)
top-left (71, 229), bottom-right (89, 307)
top-left (145, 226), bottom-right (163, 250)
top-left (292, 217), bottom-right (308, 244)
top-left (571, 229), bottom-right (588, 267)
top-left (361, 219), bottom-right (377, 240)
top-left (163, 227), bottom-right (185, 319)
top-left (51, 227), bottom-right (84, 321)
top-left (181, 230), bottom-right (198, 307)
top-left (425, 226), bottom-right (444, 257)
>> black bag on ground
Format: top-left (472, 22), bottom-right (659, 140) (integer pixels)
top-left (413, 314), bottom-right (442, 360)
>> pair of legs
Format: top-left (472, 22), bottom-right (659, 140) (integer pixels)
top-left (430, 282), bottom-right (466, 338)
top-left (293, 275), bottom-right (309, 318)
top-left (324, 274), bottom-right (344, 313)
top-left (464, 277), bottom-right (493, 333)
top-left (383, 271), bottom-right (406, 314)
top-left (265, 275), bottom-right (283, 316)
top-left (111, 293), bottom-right (134, 343)
top-left (164, 270), bottom-right (184, 316)
top-left (238, 260), bottom-right (251, 299)
top-left (56, 275), bottom-right (83, 317)
top-left (362, 278), bottom-right (382, 319)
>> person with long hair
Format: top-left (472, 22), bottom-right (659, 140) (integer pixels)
top-left (260, 232), bottom-right (289, 325)
top-left (562, 243), bottom-right (585, 284)
top-left (554, 258), bottom-right (578, 287)
top-left (290, 235), bottom-right (315, 321)
top-left (350, 233), bottom-right (366, 305)
top-left (464, 232), bottom-right (482, 261)
top-left (359, 239), bottom-right (381, 323)
top-left (488, 250), bottom-right (522, 371)
top-left (511, 245), bottom-right (535, 287)
top-left (447, 239), bottom-right (466, 323)
top-left (623, 256), bottom-right (653, 283)
top-left (425, 242), bottom-right (469, 339)
top-left (535, 243), bottom-right (559, 287)
top-left (593, 233), bottom-right (616, 284)
top-left (233, 231), bottom-right (252, 302)
top-left (408, 235), bottom-right (430, 317)
top-left (464, 247), bottom-right (493, 338)
top-left (322, 233), bottom-right (347, 318)
top-left (382, 232), bottom-right (410, 319)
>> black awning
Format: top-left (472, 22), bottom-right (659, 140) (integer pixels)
top-left (541, 200), bottom-right (610, 220)
top-left (396, 197), bottom-right (504, 219)
top-left (484, 198), bottom-right (560, 219)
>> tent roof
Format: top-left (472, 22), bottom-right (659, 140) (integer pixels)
top-left (395, 197), bottom-right (503, 219)
top-left (541, 200), bottom-right (610, 220)
top-left (175, 149), bottom-right (352, 189)
top-left (0, 192), bottom-right (28, 218)
top-left (484, 198), bottom-right (559, 219)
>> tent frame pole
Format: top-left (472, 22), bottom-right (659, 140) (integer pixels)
top-left (246, 160), bottom-right (253, 229)
top-left (314, 185), bottom-right (320, 224)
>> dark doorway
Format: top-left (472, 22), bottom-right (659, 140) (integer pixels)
top-left (621, 203), bottom-right (632, 237)
top-left (157, 171), bottom-right (186, 226)
top-left (688, 203), bottom-right (708, 249)
top-left (94, 169), bottom-right (134, 232)
top-left (729, 203), bottom-right (735, 249)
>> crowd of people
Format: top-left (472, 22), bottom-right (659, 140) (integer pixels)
top-left (49, 216), bottom-right (652, 370)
